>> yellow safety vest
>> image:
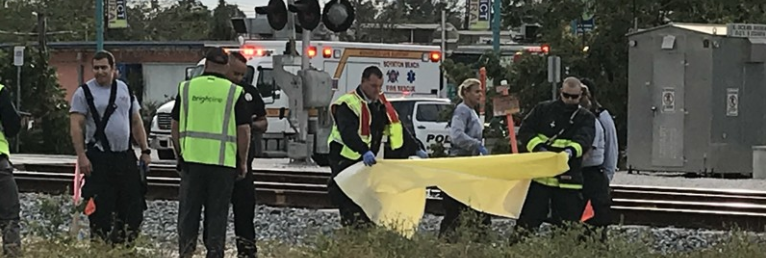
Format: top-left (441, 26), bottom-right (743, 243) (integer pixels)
top-left (327, 91), bottom-right (404, 160)
top-left (0, 84), bottom-right (9, 157)
top-left (178, 76), bottom-right (243, 168)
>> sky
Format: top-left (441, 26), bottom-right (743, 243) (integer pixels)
top-left (200, 0), bottom-right (266, 17)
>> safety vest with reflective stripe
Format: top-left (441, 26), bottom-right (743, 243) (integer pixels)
top-left (178, 76), bottom-right (243, 168)
top-left (0, 84), bottom-right (9, 157)
top-left (327, 91), bottom-right (404, 160)
top-left (527, 133), bottom-right (584, 190)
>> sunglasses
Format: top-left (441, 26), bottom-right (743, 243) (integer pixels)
top-left (561, 92), bottom-right (580, 99)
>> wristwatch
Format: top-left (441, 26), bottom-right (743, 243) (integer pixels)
top-left (142, 149), bottom-right (151, 155)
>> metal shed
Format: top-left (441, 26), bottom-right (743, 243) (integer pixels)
top-left (626, 23), bottom-right (766, 175)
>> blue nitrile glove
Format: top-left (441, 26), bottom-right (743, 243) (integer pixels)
top-left (564, 149), bottom-right (573, 158)
top-left (478, 145), bottom-right (489, 156)
top-left (362, 151), bottom-right (377, 166)
top-left (415, 149), bottom-right (429, 159)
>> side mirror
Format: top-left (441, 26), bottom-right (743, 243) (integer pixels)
top-left (278, 107), bottom-right (286, 120)
top-left (185, 67), bottom-right (195, 80)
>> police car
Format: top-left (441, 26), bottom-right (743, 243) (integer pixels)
top-left (386, 97), bottom-right (452, 155)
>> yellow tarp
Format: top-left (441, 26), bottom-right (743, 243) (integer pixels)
top-left (334, 152), bottom-right (570, 237)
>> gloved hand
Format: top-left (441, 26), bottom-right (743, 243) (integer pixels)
top-left (564, 149), bottom-right (574, 158)
top-left (362, 151), bottom-right (377, 166)
top-left (415, 149), bottom-right (429, 159)
top-left (478, 145), bottom-right (489, 156)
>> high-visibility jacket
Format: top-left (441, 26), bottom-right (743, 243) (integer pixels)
top-left (328, 90), bottom-right (404, 160)
top-left (517, 100), bottom-right (596, 190)
top-left (0, 84), bottom-right (9, 157)
top-left (178, 76), bottom-right (243, 168)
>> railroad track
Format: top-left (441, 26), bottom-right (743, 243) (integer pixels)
top-left (12, 162), bottom-right (766, 232)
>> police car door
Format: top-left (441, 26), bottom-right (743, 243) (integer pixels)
top-left (412, 101), bottom-right (451, 151)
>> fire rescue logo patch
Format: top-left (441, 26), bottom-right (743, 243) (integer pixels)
top-left (386, 70), bottom-right (399, 83)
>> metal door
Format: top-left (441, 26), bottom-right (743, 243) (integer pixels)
top-left (651, 51), bottom-right (686, 167)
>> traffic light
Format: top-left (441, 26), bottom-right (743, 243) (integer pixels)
top-left (322, 0), bottom-right (355, 33)
top-left (289, 0), bottom-right (321, 31)
top-left (255, 0), bottom-right (288, 30)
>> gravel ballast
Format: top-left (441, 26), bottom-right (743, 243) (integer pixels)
top-left (17, 193), bottom-right (765, 255)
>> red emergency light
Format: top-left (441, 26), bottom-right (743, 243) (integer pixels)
top-left (541, 44), bottom-right (550, 54)
top-left (430, 51), bottom-right (441, 62)
top-left (322, 47), bottom-right (332, 58)
top-left (307, 46), bottom-right (317, 58)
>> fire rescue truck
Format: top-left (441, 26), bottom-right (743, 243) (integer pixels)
top-left (148, 40), bottom-right (451, 164)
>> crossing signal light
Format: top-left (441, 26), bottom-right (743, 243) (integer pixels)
top-left (541, 44), bottom-right (550, 54)
top-left (255, 0), bottom-right (288, 30)
top-left (322, 0), bottom-right (355, 33)
top-left (289, 0), bottom-right (321, 31)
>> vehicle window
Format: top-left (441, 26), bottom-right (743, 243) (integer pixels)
top-left (416, 103), bottom-right (451, 123)
top-left (189, 65), bottom-right (205, 79)
top-left (243, 66), bottom-right (255, 85)
top-left (256, 68), bottom-right (279, 98)
top-left (391, 101), bottom-right (412, 125)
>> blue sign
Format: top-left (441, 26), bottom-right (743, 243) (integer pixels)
top-left (478, 0), bottom-right (490, 23)
top-left (570, 17), bottom-right (595, 34)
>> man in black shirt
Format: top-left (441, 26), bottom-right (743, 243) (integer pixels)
top-left (227, 52), bottom-right (267, 258)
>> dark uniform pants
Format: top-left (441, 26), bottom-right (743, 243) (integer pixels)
top-left (178, 162), bottom-right (237, 258)
top-left (438, 192), bottom-right (492, 243)
top-left (0, 156), bottom-right (20, 257)
top-left (81, 149), bottom-right (144, 246)
top-left (513, 181), bottom-right (584, 239)
top-left (231, 156), bottom-right (257, 257)
top-left (327, 154), bottom-right (372, 228)
top-left (581, 166), bottom-right (612, 242)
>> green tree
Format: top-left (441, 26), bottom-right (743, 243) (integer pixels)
top-left (208, 0), bottom-right (246, 40)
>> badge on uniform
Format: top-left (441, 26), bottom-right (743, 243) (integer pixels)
top-left (245, 93), bottom-right (252, 101)
top-left (550, 120), bottom-right (556, 128)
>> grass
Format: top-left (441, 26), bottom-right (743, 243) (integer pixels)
top-left (13, 194), bottom-right (766, 258)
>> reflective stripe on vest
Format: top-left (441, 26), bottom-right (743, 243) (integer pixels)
top-left (178, 77), bottom-right (242, 168)
top-left (327, 91), bottom-right (404, 160)
top-left (526, 133), bottom-right (584, 158)
top-left (0, 84), bottom-right (9, 157)
top-left (532, 177), bottom-right (582, 190)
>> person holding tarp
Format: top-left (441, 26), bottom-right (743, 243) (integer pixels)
top-left (438, 78), bottom-right (492, 242)
top-left (511, 77), bottom-right (596, 244)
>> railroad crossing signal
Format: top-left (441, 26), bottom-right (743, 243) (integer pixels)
top-left (322, 0), bottom-right (355, 33)
top-left (289, 0), bottom-right (321, 31)
top-left (254, 0), bottom-right (288, 30)
top-left (255, 0), bottom-right (355, 32)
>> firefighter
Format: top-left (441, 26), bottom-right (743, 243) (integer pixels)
top-left (69, 50), bottom-right (150, 247)
top-left (579, 79), bottom-right (617, 242)
top-left (326, 65), bottom-right (427, 228)
top-left (438, 78), bottom-right (492, 243)
top-left (170, 48), bottom-right (252, 258)
top-left (511, 77), bottom-right (596, 243)
top-left (0, 82), bottom-right (22, 257)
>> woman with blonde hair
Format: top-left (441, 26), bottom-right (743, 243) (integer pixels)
top-left (438, 78), bottom-right (491, 242)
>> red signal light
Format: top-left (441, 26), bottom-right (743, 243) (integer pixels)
top-left (430, 51), bottom-right (441, 62)
top-left (322, 47), bottom-right (332, 58)
top-left (307, 46), bottom-right (317, 58)
top-left (541, 44), bottom-right (550, 54)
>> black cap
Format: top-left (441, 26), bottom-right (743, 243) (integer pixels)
top-left (205, 48), bottom-right (229, 65)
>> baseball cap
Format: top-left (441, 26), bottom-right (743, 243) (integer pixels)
top-left (205, 48), bottom-right (229, 65)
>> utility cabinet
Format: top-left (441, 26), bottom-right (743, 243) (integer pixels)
top-left (627, 23), bottom-right (766, 175)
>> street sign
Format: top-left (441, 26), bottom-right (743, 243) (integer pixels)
top-left (13, 46), bottom-right (25, 67)
top-left (726, 23), bottom-right (766, 38)
top-left (547, 56), bottom-right (561, 83)
top-left (570, 18), bottom-right (595, 34)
